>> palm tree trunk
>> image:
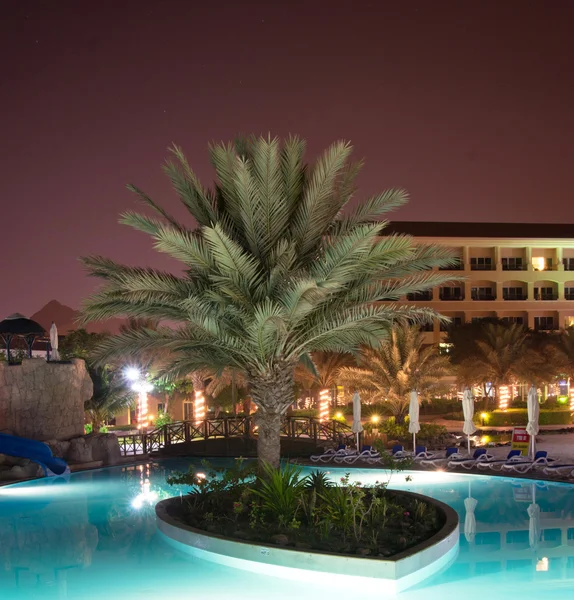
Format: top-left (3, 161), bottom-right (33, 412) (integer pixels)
top-left (249, 363), bottom-right (294, 469)
top-left (254, 409), bottom-right (283, 469)
top-left (191, 372), bottom-right (205, 423)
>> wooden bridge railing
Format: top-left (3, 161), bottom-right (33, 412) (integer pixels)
top-left (117, 416), bottom-right (354, 456)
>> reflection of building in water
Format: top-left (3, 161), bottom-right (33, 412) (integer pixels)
top-left (0, 485), bottom-right (98, 598)
top-left (457, 488), bottom-right (574, 579)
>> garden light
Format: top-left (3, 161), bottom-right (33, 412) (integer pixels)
top-left (125, 367), bottom-right (141, 381)
top-left (371, 415), bottom-right (380, 424)
top-left (335, 412), bottom-right (343, 419)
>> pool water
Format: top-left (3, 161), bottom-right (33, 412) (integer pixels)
top-left (0, 459), bottom-right (573, 599)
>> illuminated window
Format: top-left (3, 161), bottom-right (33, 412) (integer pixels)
top-left (532, 256), bottom-right (545, 271)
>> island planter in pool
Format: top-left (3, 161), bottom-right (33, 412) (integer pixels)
top-left (155, 490), bottom-right (459, 594)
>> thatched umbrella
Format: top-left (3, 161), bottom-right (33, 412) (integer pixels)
top-left (0, 313), bottom-right (46, 361)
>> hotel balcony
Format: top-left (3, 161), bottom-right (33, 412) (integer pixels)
top-left (534, 292), bottom-right (558, 300)
top-left (471, 292), bottom-right (496, 301)
top-left (439, 290), bottom-right (464, 301)
top-left (503, 293), bottom-right (528, 300)
top-left (470, 263), bottom-right (495, 271)
top-left (406, 291), bottom-right (433, 301)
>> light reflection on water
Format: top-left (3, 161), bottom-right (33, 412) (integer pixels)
top-left (0, 458), bottom-right (573, 599)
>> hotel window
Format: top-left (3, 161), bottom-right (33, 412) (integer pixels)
top-left (440, 287), bottom-right (462, 300)
top-left (440, 317), bottom-right (462, 331)
top-left (470, 257), bottom-right (492, 270)
top-left (535, 287), bottom-right (556, 300)
top-left (502, 257), bottom-right (524, 271)
top-left (566, 287), bottom-right (574, 300)
top-left (407, 291), bottom-right (433, 301)
top-left (534, 316), bottom-right (555, 331)
top-left (533, 257), bottom-right (553, 271)
top-left (502, 316), bottom-right (524, 325)
top-left (471, 287), bottom-right (495, 300)
top-left (563, 258), bottom-right (574, 271)
top-left (183, 402), bottom-right (193, 421)
top-left (503, 287), bottom-right (525, 300)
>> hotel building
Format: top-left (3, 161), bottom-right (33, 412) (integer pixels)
top-left (388, 222), bottom-right (574, 344)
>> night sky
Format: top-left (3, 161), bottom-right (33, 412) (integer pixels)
top-left (1, 0), bottom-right (574, 319)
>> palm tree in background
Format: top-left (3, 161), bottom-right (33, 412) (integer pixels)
top-left (295, 352), bottom-right (355, 414)
top-left (338, 324), bottom-right (450, 423)
top-left (85, 366), bottom-right (134, 431)
top-left (80, 135), bottom-right (458, 467)
top-left (454, 322), bottom-right (552, 409)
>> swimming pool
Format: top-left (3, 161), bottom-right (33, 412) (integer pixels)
top-left (0, 459), bottom-right (573, 599)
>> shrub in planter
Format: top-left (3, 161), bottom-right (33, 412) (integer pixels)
top-left (166, 460), bottom-right (442, 557)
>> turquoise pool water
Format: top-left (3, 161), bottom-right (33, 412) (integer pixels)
top-left (0, 459), bottom-right (573, 599)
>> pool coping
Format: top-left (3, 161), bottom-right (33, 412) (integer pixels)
top-left (156, 490), bottom-right (459, 593)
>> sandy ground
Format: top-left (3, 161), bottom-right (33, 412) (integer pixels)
top-left (419, 416), bottom-right (574, 461)
top-left (472, 432), bottom-right (574, 462)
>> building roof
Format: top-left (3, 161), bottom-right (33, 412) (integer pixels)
top-left (385, 222), bottom-right (574, 239)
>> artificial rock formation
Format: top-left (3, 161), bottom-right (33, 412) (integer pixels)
top-left (0, 358), bottom-right (92, 441)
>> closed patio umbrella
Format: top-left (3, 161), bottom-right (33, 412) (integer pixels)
top-left (50, 322), bottom-right (60, 361)
top-left (464, 481), bottom-right (477, 544)
top-left (526, 385), bottom-right (540, 458)
top-left (462, 388), bottom-right (476, 455)
top-left (408, 390), bottom-right (420, 452)
top-left (351, 391), bottom-right (363, 449)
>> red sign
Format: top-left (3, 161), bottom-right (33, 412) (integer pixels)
top-left (511, 427), bottom-right (530, 451)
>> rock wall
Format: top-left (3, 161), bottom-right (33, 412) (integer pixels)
top-left (0, 358), bottom-right (93, 441)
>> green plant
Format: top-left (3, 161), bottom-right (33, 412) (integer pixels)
top-left (154, 410), bottom-right (173, 427)
top-left (252, 462), bottom-right (308, 528)
top-left (85, 366), bottom-right (135, 431)
top-left (477, 409), bottom-right (572, 427)
top-left (85, 423), bottom-right (93, 434)
top-left (80, 135), bottom-right (459, 468)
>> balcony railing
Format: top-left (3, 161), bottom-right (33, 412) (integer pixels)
top-left (503, 293), bottom-right (528, 301)
top-left (439, 264), bottom-right (464, 271)
top-left (471, 293), bottom-right (496, 301)
top-left (407, 292), bottom-right (433, 301)
top-left (502, 264), bottom-right (527, 271)
top-left (439, 294), bottom-right (464, 301)
top-left (534, 293), bottom-right (558, 300)
top-left (470, 264), bottom-right (494, 271)
top-left (535, 324), bottom-right (557, 331)
top-left (566, 293), bottom-right (574, 300)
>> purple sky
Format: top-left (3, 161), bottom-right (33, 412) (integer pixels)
top-left (1, 0), bottom-right (573, 319)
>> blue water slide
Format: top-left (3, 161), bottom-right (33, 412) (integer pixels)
top-left (0, 433), bottom-right (69, 476)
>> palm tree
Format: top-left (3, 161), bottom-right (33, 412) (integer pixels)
top-left (295, 352), bottom-right (355, 418)
top-left (80, 135), bottom-right (458, 467)
top-left (338, 324), bottom-right (450, 423)
top-left (454, 322), bottom-right (550, 409)
top-left (85, 367), bottom-right (134, 431)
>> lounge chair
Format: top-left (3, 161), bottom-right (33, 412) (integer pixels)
top-left (413, 445), bottom-right (431, 460)
top-left (543, 462), bottom-right (574, 477)
top-left (419, 447), bottom-right (460, 468)
top-left (476, 449), bottom-right (522, 471)
top-left (447, 448), bottom-right (491, 470)
top-left (310, 444), bottom-right (356, 463)
top-left (338, 445), bottom-right (381, 464)
top-left (501, 450), bottom-right (555, 474)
